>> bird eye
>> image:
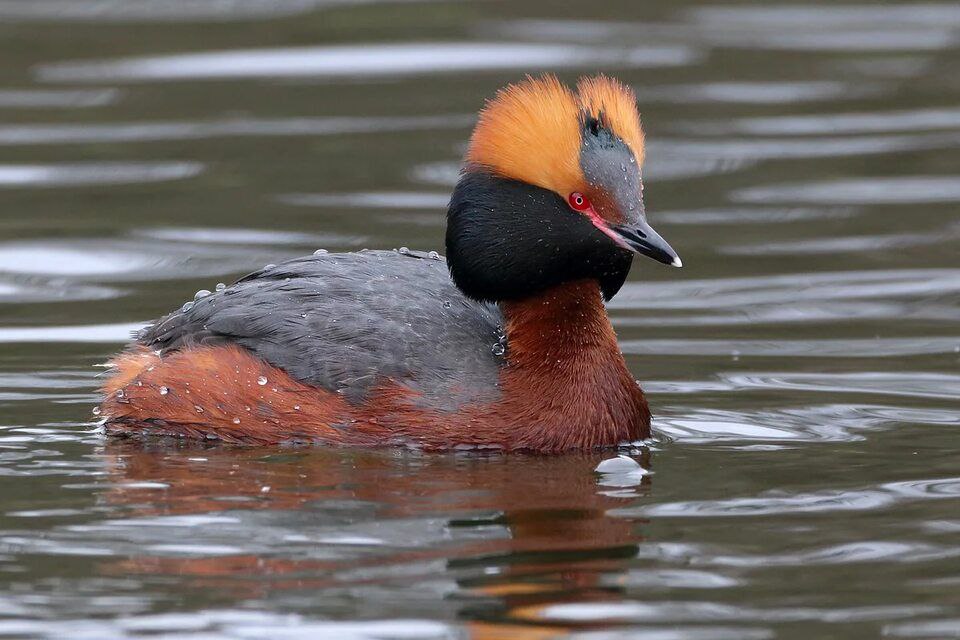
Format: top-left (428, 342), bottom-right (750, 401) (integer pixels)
top-left (568, 192), bottom-right (591, 212)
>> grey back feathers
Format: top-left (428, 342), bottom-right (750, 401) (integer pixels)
top-left (138, 250), bottom-right (506, 409)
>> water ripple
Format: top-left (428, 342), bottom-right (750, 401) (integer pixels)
top-left (0, 323), bottom-right (145, 344)
top-left (734, 177), bottom-right (960, 204)
top-left (723, 372), bottom-right (960, 401)
top-left (701, 106), bottom-right (960, 136)
top-left (0, 162), bottom-right (203, 187)
top-left (657, 132), bottom-right (960, 161)
top-left (884, 619), bottom-right (960, 638)
top-left (0, 613), bottom-right (454, 640)
top-left (623, 337), bottom-right (960, 358)
top-left (706, 541), bottom-right (960, 567)
top-left (641, 80), bottom-right (881, 105)
top-left (0, 88), bottom-right (121, 108)
top-left (277, 191), bottom-right (450, 210)
top-left (36, 42), bottom-right (697, 83)
top-left (654, 404), bottom-right (957, 444)
top-left (722, 230), bottom-right (955, 256)
top-left (616, 477), bottom-right (960, 518)
top-left (500, 15), bottom-right (958, 53)
top-left (614, 269), bottom-right (960, 310)
top-left (0, 0), bottom-right (444, 22)
top-left (0, 278), bottom-right (119, 303)
top-left (657, 207), bottom-right (856, 225)
top-left (0, 239), bottom-right (301, 281)
top-left (134, 227), bottom-right (354, 246)
top-left (688, 4), bottom-right (960, 29)
top-left (534, 600), bottom-right (937, 623)
top-left (0, 114), bottom-right (471, 146)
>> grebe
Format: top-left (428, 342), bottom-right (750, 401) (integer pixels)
top-left (100, 74), bottom-right (682, 452)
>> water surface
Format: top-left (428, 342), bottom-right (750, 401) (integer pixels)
top-left (0, 1), bottom-right (958, 638)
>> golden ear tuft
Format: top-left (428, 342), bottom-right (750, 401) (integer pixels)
top-left (466, 74), bottom-right (582, 196)
top-left (465, 74), bottom-right (645, 194)
top-left (576, 75), bottom-right (645, 164)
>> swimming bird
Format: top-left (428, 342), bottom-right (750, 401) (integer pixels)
top-left (99, 74), bottom-right (682, 452)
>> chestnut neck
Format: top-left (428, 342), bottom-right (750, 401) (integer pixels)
top-left (499, 279), bottom-right (623, 370)
top-left (496, 279), bottom-right (649, 449)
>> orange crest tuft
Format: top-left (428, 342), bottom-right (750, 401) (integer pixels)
top-left (576, 75), bottom-right (645, 164)
top-left (466, 74), bottom-right (645, 196)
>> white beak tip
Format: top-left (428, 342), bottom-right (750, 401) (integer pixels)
top-left (671, 256), bottom-right (683, 268)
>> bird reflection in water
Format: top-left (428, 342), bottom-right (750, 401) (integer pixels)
top-left (95, 442), bottom-right (653, 638)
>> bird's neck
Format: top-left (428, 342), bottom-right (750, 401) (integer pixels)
top-left (500, 280), bottom-right (620, 365)
top-left (497, 280), bottom-right (650, 449)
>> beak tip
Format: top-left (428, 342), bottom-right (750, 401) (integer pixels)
top-left (670, 256), bottom-right (683, 268)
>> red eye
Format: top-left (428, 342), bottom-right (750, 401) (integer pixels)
top-left (568, 192), bottom-right (591, 212)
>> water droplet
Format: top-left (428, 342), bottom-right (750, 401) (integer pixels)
top-left (398, 246), bottom-right (410, 255)
top-left (116, 389), bottom-right (124, 398)
top-left (492, 343), bottom-right (505, 356)
top-left (92, 406), bottom-right (101, 416)
top-left (442, 300), bottom-right (452, 309)
top-left (194, 289), bottom-right (211, 300)
top-left (313, 249), bottom-right (328, 256)
top-left (260, 486), bottom-right (271, 493)
top-left (620, 163), bottom-right (626, 171)
top-left (215, 282), bottom-right (226, 291)
top-left (159, 386), bottom-right (169, 395)
top-left (264, 263), bottom-right (276, 270)
top-left (628, 202), bottom-right (635, 211)
top-left (181, 301), bottom-right (194, 313)
top-left (293, 405), bottom-right (301, 411)
top-left (595, 454), bottom-right (641, 473)
top-left (629, 155), bottom-right (636, 164)
top-left (232, 417), bottom-right (241, 424)
top-left (257, 376), bottom-right (268, 386)
top-left (194, 405), bottom-right (204, 413)
top-left (428, 250), bottom-right (440, 260)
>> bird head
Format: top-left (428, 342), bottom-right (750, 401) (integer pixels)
top-left (446, 74), bottom-right (681, 303)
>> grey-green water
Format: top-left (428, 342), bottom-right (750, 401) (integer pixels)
top-left (1, 1), bottom-right (959, 638)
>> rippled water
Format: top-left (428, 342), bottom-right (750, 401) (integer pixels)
top-left (1, 1), bottom-right (958, 638)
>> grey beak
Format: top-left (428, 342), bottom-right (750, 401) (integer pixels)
top-left (611, 220), bottom-right (683, 268)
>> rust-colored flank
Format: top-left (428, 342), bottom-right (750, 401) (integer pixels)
top-left (102, 281), bottom-right (650, 451)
